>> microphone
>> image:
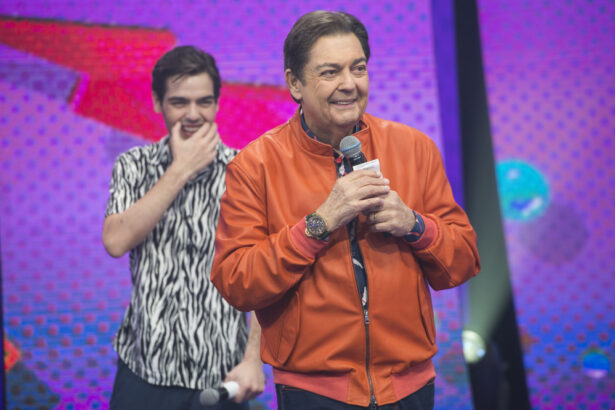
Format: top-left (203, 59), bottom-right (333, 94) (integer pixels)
top-left (340, 136), bottom-right (380, 172)
top-left (340, 136), bottom-right (389, 236)
top-left (199, 381), bottom-right (239, 406)
top-left (340, 135), bottom-right (366, 166)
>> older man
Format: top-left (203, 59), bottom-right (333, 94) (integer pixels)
top-left (212, 11), bottom-right (480, 409)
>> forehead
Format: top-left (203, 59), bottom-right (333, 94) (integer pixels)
top-left (164, 72), bottom-right (215, 98)
top-left (306, 33), bottom-right (365, 67)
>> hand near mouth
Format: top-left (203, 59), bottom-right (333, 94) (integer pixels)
top-left (169, 121), bottom-right (220, 180)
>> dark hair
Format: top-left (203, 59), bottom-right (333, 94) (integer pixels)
top-left (284, 11), bottom-right (370, 82)
top-left (151, 45), bottom-right (221, 103)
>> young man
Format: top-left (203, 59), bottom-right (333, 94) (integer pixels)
top-left (212, 11), bottom-right (480, 409)
top-left (103, 46), bottom-right (264, 410)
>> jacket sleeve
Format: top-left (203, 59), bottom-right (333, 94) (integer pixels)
top-left (413, 137), bottom-right (481, 290)
top-left (211, 160), bottom-right (315, 311)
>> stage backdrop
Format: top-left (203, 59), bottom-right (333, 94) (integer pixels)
top-left (0, 1), bottom-right (472, 409)
top-left (477, 0), bottom-right (615, 408)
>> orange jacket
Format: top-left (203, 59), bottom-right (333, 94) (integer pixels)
top-left (212, 110), bottom-right (480, 406)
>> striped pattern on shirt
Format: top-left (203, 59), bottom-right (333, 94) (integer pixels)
top-left (105, 137), bottom-right (246, 390)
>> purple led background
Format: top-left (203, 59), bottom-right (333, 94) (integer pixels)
top-left (478, 0), bottom-right (615, 408)
top-left (0, 1), bottom-right (472, 409)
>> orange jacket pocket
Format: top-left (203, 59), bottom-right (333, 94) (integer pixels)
top-left (257, 291), bottom-right (301, 365)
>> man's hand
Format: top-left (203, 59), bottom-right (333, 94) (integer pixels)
top-left (168, 121), bottom-right (220, 180)
top-left (223, 357), bottom-right (265, 403)
top-left (102, 122), bottom-right (219, 257)
top-left (367, 190), bottom-right (416, 237)
top-left (317, 169), bottom-right (390, 232)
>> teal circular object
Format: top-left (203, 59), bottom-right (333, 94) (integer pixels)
top-left (496, 160), bottom-right (550, 221)
top-left (582, 350), bottom-right (610, 379)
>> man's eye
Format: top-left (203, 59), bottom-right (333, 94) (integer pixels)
top-left (321, 70), bottom-right (336, 77)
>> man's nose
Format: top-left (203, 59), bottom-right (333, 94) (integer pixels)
top-left (185, 103), bottom-right (200, 121)
top-left (338, 69), bottom-right (355, 91)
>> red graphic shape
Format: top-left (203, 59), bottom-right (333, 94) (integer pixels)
top-left (0, 17), bottom-right (297, 147)
top-left (217, 83), bottom-right (296, 148)
top-left (4, 336), bottom-right (21, 371)
top-left (0, 16), bottom-right (175, 140)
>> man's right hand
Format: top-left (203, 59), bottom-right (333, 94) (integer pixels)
top-left (103, 122), bottom-right (220, 258)
top-left (169, 121), bottom-right (220, 180)
top-left (316, 170), bottom-right (390, 232)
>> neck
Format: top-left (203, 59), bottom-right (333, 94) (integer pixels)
top-left (313, 132), bottom-right (346, 150)
top-left (301, 112), bottom-right (355, 150)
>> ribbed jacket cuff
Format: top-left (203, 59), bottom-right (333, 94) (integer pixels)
top-left (290, 219), bottom-right (328, 259)
top-left (408, 213), bottom-right (437, 250)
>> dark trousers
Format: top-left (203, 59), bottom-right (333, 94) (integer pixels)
top-left (110, 358), bottom-right (249, 410)
top-left (275, 380), bottom-right (434, 410)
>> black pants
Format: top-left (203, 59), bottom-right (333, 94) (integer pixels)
top-left (110, 358), bottom-right (250, 410)
top-left (276, 380), bottom-right (434, 410)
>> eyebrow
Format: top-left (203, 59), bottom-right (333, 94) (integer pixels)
top-left (167, 95), bottom-right (215, 102)
top-left (315, 58), bottom-right (367, 70)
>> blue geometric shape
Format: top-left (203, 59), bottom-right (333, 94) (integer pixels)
top-left (582, 349), bottom-right (610, 380)
top-left (0, 44), bottom-right (80, 101)
top-left (5, 361), bottom-right (60, 409)
top-left (496, 159), bottom-right (550, 221)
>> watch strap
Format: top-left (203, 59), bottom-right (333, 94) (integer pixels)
top-left (404, 210), bottom-right (425, 242)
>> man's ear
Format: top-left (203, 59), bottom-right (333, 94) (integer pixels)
top-left (152, 92), bottom-right (162, 113)
top-left (285, 69), bottom-right (303, 102)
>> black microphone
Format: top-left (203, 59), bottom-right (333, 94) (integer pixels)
top-left (340, 135), bottom-right (366, 167)
top-left (199, 381), bottom-right (239, 406)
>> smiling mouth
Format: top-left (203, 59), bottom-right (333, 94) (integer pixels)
top-left (182, 125), bottom-right (203, 135)
top-left (330, 99), bottom-right (356, 106)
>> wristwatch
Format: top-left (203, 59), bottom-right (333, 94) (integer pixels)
top-left (305, 212), bottom-right (330, 240)
top-left (404, 210), bottom-right (425, 242)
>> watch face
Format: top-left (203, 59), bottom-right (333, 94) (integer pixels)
top-left (307, 214), bottom-right (327, 237)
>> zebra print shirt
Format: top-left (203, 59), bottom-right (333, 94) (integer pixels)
top-left (105, 137), bottom-right (247, 390)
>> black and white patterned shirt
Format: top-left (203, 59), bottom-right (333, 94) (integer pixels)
top-left (105, 137), bottom-right (246, 390)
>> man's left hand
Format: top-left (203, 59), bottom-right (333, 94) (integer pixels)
top-left (224, 357), bottom-right (265, 403)
top-left (367, 190), bottom-right (416, 237)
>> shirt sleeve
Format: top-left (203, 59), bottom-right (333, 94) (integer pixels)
top-left (105, 150), bottom-right (141, 217)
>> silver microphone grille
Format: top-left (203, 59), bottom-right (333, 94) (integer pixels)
top-left (340, 135), bottom-right (362, 158)
top-left (199, 388), bottom-right (220, 406)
